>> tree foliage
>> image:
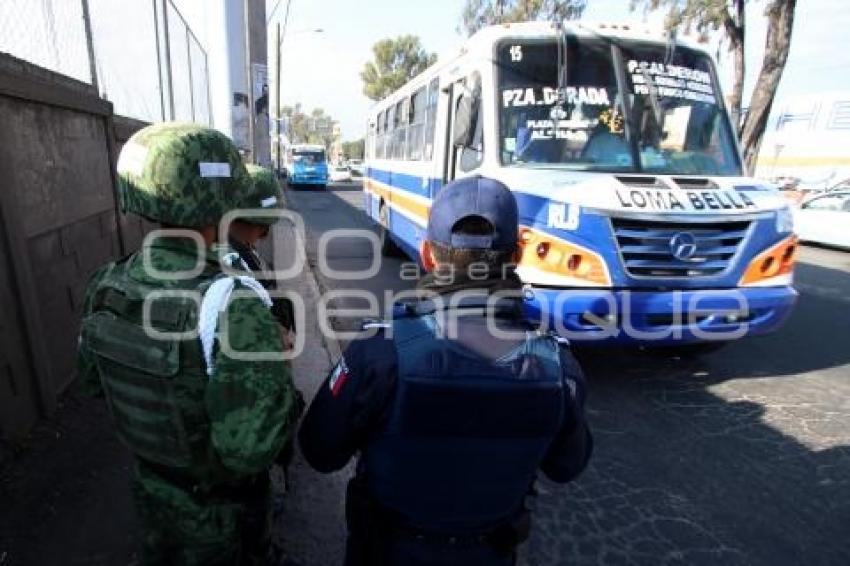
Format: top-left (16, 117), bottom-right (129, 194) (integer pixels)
top-left (361, 36), bottom-right (438, 101)
top-left (460, 0), bottom-right (587, 37)
top-left (341, 139), bottom-right (365, 160)
top-left (280, 104), bottom-right (336, 147)
top-left (630, 0), bottom-right (798, 172)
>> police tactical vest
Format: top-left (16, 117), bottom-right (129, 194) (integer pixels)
top-left (80, 256), bottom-right (229, 482)
top-left (362, 301), bottom-right (566, 534)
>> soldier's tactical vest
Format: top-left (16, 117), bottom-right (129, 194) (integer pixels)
top-left (362, 300), bottom-right (565, 534)
top-left (80, 256), bottom-right (229, 483)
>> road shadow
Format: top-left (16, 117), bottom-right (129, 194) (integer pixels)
top-left (283, 185), bottom-right (850, 565)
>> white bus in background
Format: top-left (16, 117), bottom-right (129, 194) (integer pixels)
top-left (364, 21), bottom-right (798, 351)
top-left (755, 92), bottom-right (850, 191)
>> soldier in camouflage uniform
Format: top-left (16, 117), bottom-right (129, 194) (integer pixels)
top-left (77, 122), bottom-right (302, 565)
top-left (229, 164), bottom-right (296, 336)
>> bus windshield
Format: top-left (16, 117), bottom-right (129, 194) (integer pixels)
top-left (497, 37), bottom-right (742, 176)
top-left (292, 149), bottom-right (326, 164)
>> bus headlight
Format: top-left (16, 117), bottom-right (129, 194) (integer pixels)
top-left (775, 207), bottom-right (794, 234)
top-left (739, 235), bottom-right (798, 286)
top-left (518, 227), bottom-right (611, 286)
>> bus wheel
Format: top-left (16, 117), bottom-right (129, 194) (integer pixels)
top-left (379, 203), bottom-right (402, 257)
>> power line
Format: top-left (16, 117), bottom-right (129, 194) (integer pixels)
top-left (266, 0), bottom-right (282, 24)
top-left (280, 0), bottom-right (293, 47)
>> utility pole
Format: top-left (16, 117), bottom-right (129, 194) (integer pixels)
top-left (243, 0), bottom-right (255, 161)
top-left (243, 0), bottom-right (270, 165)
top-left (80, 0), bottom-right (99, 94)
top-left (160, 0), bottom-right (175, 120)
top-left (275, 21), bottom-right (282, 171)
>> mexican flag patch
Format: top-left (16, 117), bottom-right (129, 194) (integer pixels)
top-left (329, 358), bottom-right (350, 397)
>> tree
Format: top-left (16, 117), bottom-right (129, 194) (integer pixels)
top-left (361, 36), bottom-right (438, 101)
top-left (739, 0), bottom-right (796, 171)
top-left (630, 0), bottom-right (798, 172)
top-left (280, 104), bottom-right (336, 148)
top-left (460, 0), bottom-right (587, 37)
top-left (342, 139), bottom-right (365, 160)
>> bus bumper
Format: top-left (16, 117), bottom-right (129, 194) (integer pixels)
top-left (290, 175), bottom-right (327, 187)
top-left (522, 286), bottom-right (798, 345)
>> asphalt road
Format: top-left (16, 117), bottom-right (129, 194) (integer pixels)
top-left (285, 180), bottom-right (850, 566)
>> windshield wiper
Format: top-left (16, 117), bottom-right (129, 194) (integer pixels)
top-left (553, 21), bottom-right (569, 121)
top-left (640, 66), bottom-right (664, 132)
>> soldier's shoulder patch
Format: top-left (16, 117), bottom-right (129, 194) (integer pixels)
top-left (329, 358), bottom-right (350, 397)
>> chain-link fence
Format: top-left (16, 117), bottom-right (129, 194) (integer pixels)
top-left (0, 0), bottom-right (211, 124)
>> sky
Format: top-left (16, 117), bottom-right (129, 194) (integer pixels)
top-left (173, 0), bottom-right (850, 141)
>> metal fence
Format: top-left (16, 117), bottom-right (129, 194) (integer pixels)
top-left (0, 0), bottom-right (211, 124)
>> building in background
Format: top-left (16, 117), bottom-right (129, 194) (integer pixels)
top-left (330, 121), bottom-right (342, 163)
top-left (755, 92), bottom-right (850, 191)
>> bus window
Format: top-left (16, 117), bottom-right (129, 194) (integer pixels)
top-left (386, 105), bottom-right (395, 160)
top-left (498, 39), bottom-right (628, 169)
top-left (409, 87), bottom-right (427, 160)
top-left (393, 99), bottom-right (407, 160)
top-left (424, 78), bottom-right (440, 160)
top-left (497, 37), bottom-right (741, 175)
top-left (376, 110), bottom-right (385, 159)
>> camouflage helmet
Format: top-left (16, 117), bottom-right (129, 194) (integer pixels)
top-left (116, 122), bottom-right (251, 227)
top-left (239, 164), bottom-right (284, 225)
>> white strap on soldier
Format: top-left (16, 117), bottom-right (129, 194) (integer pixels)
top-left (198, 276), bottom-right (272, 378)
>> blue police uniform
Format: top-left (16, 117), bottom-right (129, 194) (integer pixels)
top-left (298, 293), bottom-right (592, 565)
top-left (298, 176), bottom-right (592, 565)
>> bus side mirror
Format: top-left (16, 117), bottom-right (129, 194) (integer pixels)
top-left (453, 94), bottom-right (476, 148)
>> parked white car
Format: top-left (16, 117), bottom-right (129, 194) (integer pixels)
top-left (329, 165), bottom-right (353, 183)
top-left (348, 159), bottom-right (364, 177)
top-left (793, 191), bottom-right (850, 250)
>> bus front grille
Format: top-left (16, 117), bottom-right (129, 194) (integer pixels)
top-left (611, 218), bottom-right (751, 278)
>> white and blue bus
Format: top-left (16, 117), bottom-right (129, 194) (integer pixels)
top-left (364, 22), bottom-right (798, 348)
top-left (284, 143), bottom-right (329, 188)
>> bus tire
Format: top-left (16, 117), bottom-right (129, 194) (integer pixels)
top-left (379, 203), bottom-right (402, 257)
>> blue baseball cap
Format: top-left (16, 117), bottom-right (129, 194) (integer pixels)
top-left (427, 176), bottom-right (518, 250)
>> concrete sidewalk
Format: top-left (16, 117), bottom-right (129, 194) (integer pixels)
top-left (267, 210), bottom-right (348, 566)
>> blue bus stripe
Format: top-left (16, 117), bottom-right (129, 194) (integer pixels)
top-left (366, 166), bottom-right (442, 199)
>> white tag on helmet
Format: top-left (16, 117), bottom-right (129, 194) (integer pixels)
top-left (199, 162), bottom-right (232, 178)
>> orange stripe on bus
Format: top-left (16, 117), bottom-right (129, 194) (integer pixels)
top-left (364, 178), bottom-right (431, 223)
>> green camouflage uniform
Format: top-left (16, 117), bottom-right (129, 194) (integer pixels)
top-left (77, 123), bottom-right (301, 565)
top-left (230, 165), bottom-right (296, 334)
top-left (241, 164), bottom-right (285, 225)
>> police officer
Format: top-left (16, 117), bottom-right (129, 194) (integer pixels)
top-left (77, 123), bottom-right (302, 565)
top-left (229, 164), bottom-right (296, 338)
top-left (298, 175), bottom-right (593, 565)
